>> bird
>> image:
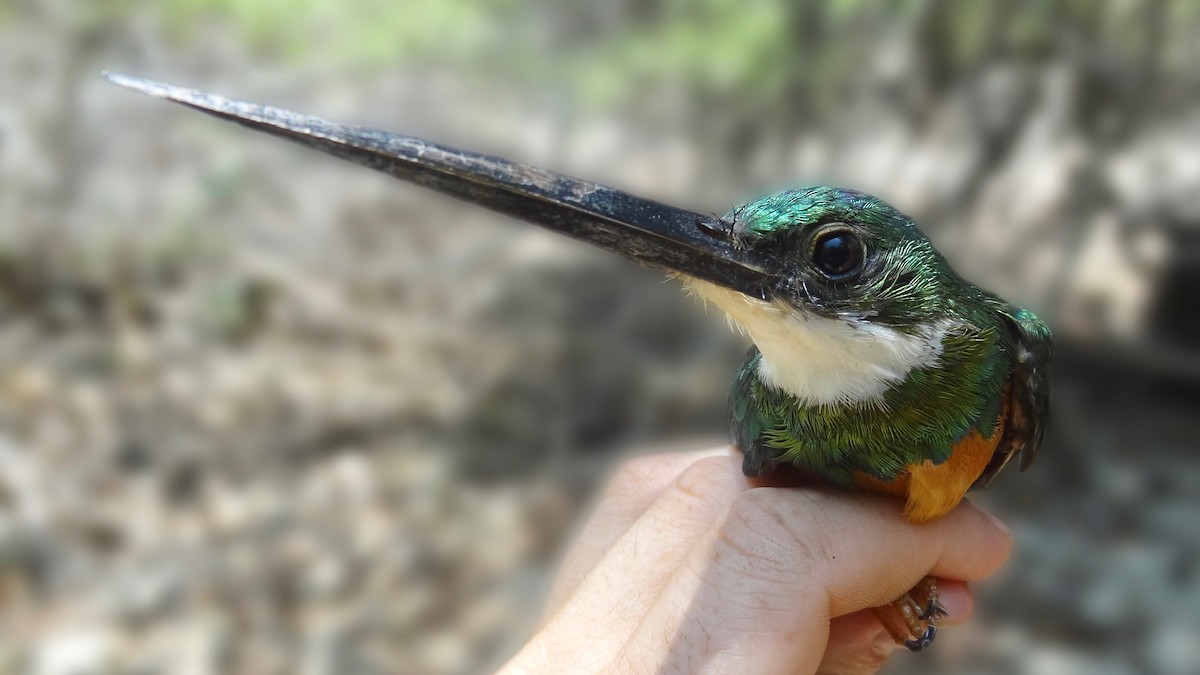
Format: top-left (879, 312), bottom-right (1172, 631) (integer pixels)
top-left (685, 188), bottom-right (1052, 649)
top-left (104, 73), bottom-right (1052, 652)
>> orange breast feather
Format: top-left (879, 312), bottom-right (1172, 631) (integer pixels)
top-left (854, 398), bottom-right (1008, 524)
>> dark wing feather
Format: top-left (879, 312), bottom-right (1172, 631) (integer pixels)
top-left (975, 307), bottom-right (1053, 487)
top-left (729, 347), bottom-right (779, 477)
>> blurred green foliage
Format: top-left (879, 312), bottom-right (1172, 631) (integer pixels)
top-left (102, 0), bottom-right (1200, 117)
top-left (151, 0), bottom-right (524, 68)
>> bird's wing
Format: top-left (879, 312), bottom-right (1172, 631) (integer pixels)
top-left (730, 348), bottom-right (779, 477)
top-left (975, 307), bottom-right (1053, 487)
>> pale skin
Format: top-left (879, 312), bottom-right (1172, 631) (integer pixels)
top-left (501, 447), bottom-right (1013, 675)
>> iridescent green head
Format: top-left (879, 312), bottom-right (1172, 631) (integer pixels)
top-left (686, 187), bottom-right (986, 406)
top-left (719, 187), bottom-right (960, 330)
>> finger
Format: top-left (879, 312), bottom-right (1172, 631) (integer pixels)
top-left (816, 580), bottom-right (973, 675)
top-left (816, 610), bottom-right (894, 675)
top-left (527, 454), bottom-right (747, 672)
top-left (719, 490), bottom-right (1009, 614)
top-left (542, 447), bottom-right (735, 616)
top-left (616, 488), bottom-right (1010, 674)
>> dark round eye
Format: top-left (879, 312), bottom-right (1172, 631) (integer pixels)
top-left (811, 227), bottom-right (864, 279)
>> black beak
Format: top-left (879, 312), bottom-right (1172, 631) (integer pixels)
top-left (104, 73), bottom-right (777, 297)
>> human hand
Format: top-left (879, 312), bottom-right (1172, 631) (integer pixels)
top-left (501, 447), bottom-right (1012, 674)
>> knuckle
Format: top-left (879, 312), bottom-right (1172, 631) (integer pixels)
top-left (672, 456), bottom-right (734, 499)
top-left (658, 456), bottom-right (741, 524)
top-left (817, 629), bottom-right (896, 675)
top-left (724, 489), bottom-right (784, 533)
top-left (857, 637), bottom-right (897, 672)
top-left (711, 492), bottom-right (792, 582)
top-left (602, 454), bottom-right (737, 512)
top-left (732, 488), bottom-right (838, 567)
top-left (864, 631), bottom-right (899, 668)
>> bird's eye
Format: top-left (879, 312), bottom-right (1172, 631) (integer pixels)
top-left (811, 226), bottom-right (864, 280)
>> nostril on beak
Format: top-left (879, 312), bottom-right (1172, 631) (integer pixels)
top-left (696, 217), bottom-right (730, 239)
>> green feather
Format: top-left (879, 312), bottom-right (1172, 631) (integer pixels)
top-left (723, 187), bottom-right (1050, 489)
top-left (733, 321), bottom-right (1007, 485)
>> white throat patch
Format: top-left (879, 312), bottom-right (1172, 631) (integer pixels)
top-left (685, 279), bottom-right (950, 406)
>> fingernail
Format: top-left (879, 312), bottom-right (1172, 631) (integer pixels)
top-left (980, 508), bottom-right (1011, 538)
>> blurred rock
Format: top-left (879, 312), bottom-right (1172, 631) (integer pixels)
top-left (31, 628), bottom-right (118, 675)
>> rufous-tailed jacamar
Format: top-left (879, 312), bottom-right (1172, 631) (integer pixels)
top-left (105, 73), bottom-right (1052, 651)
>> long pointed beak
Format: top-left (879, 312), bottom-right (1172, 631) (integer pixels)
top-left (104, 73), bottom-right (778, 297)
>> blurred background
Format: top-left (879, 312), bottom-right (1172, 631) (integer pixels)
top-left (2, 0), bottom-right (1199, 673)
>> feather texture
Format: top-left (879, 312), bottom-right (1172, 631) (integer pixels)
top-left (709, 187), bottom-right (1052, 505)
